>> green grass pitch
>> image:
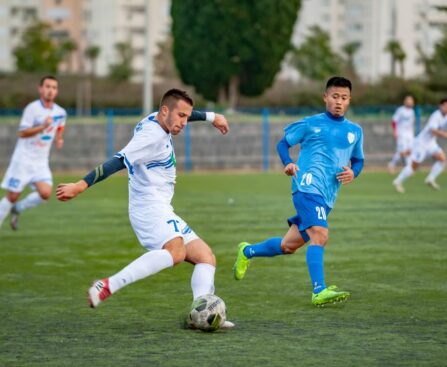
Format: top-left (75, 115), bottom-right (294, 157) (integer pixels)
top-left (0, 172), bottom-right (446, 366)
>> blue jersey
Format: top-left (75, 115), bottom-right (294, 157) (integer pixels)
top-left (284, 112), bottom-right (364, 208)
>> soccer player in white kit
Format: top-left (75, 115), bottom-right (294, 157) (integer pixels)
top-left (393, 98), bottom-right (447, 193)
top-left (388, 95), bottom-right (415, 173)
top-left (0, 76), bottom-right (66, 230)
top-left (56, 89), bottom-right (234, 328)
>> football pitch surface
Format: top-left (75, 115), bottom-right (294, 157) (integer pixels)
top-left (1, 172), bottom-right (446, 366)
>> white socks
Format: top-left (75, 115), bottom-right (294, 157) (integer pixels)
top-left (0, 197), bottom-right (14, 227)
top-left (426, 161), bottom-right (445, 182)
top-left (394, 164), bottom-right (414, 184)
top-left (389, 152), bottom-right (401, 167)
top-left (108, 249), bottom-right (174, 294)
top-left (15, 192), bottom-right (46, 213)
top-left (191, 263), bottom-right (216, 300)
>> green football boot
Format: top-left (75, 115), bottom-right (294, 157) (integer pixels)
top-left (312, 285), bottom-right (350, 306)
top-left (233, 242), bottom-right (251, 280)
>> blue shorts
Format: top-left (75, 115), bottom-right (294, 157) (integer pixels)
top-left (287, 191), bottom-right (332, 243)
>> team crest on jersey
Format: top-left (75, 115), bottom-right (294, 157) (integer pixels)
top-left (347, 132), bottom-right (355, 144)
top-left (314, 127), bottom-right (321, 133)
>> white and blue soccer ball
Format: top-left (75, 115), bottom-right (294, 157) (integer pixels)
top-left (187, 294), bottom-right (227, 332)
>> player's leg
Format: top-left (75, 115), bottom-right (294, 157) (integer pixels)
top-left (88, 237), bottom-right (182, 308)
top-left (88, 210), bottom-right (187, 308)
top-left (10, 182), bottom-right (52, 230)
top-left (388, 150), bottom-right (401, 173)
top-left (425, 150), bottom-right (446, 189)
top-left (393, 148), bottom-right (422, 193)
top-left (185, 239), bottom-right (216, 299)
top-left (233, 224), bottom-right (306, 280)
top-left (305, 226), bottom-right (350, 306)
top-left (0, 162), bottom-right (26, 229)
top-left (0, 191), bottom-right (20, 228)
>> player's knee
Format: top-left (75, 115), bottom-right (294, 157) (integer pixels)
top-left (39, 190), bottom-right (52, 201)
top-left (281, 239), bottom-right (304, 254)
top-left (196, 249), bottom-right (216, 266)
top-left (6, 192), bottom-right (20, 203)
top-left (165, 243), bottom-right (186, 265)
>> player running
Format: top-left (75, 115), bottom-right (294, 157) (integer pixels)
top-left (232, 77), bottom-right (364, 307)
top-left (387, 95), bottom-right (416, 173)
top-left (56, 89), bottom-right (234, 328)
top-left (0, 76), bottom-right (66, 230)
top-left (392, 98), bottom-right (447, 193)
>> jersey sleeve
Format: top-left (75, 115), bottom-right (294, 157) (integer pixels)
top-left (284, 120), bottom-right (307, 146)
top-left (351, 127), bottom-right (364, 159)
top-left (18, 104), bottom-right (36, 131)
top-left (55, 108), bottom-right (67, 127)
top-left (427, 112), bottom-right (442, 131)
top-left (116, 124), bottom-right (158, 171)
top-left (392, 107), bottom-right (401, 123)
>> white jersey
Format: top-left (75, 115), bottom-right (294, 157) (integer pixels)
top-left (10, 100), bottom-right (67, 163)
top-left (392, 106), bottom-right (415, 137)
top-left (415, 109), bottom-right (447, 147)
top-left (116, 113), bottom-right (176, 207)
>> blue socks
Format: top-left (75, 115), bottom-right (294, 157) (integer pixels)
top-left (243, 237), bottom-right (284, 259)
top-left (306, 245), bottom-right (326, 294)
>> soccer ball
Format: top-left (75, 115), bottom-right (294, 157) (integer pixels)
top-left (187, 294), bottom-right (227, 332)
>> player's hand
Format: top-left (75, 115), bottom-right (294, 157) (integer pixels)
top-left (43, 117), bottom-right (53, 130)
top-left (55, 139), bottom-right (64, 149)
top-left (336, 166), bottom-right (354, 185)
top-left (284, 163), bottom-right (299, 176)
top-left (212, 114), bottom-right (229, 135)
top-left (56, 181), bottom-right (88, 201)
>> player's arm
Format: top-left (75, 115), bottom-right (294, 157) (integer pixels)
top-left (336, 157), bottom-right (364, 185)
top-left (55, 125), bottom-right (65, 149)
top-left (18, 117), bottom-right (52, 138)
top-left (276, 136), bottom-right (298, 176)
top-left (431, 128), bottom-right (447, 139)
top-left (188, 111), bottom-right (229, 135)
top-left (56, 156), bottom-right (126, 201)
top-left (391, 120), bottom-right (397, 139)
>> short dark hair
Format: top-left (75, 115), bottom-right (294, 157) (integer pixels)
top-left (160, 89), bottom-right (194, 109)
top-left (39, 75), bottom-right (58, 86)
top-left (439, 97), bottom-right (447, 105)
top-left (326, 76), bottom-right (352, 91)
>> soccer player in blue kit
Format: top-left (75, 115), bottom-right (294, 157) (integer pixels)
top-left (233, 77), bottom-right (364, 306)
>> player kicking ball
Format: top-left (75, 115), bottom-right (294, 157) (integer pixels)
top-left (233, 77), bottom-right (364, 307)
top-left (57, 89), bottom-right (234, 328)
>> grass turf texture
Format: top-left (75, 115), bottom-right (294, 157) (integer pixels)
top-left (0, 172), bottom-right (446, 366)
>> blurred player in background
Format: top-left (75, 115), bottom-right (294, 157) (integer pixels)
top-left (56, 89), bottom-right (234, 328)
top-left (392, 98), bottom-right (447, 193)
top-left (0, 76), bottom-right (66, 231)
top-left (387, 95), bottom-right (415, 173)
top-left (233, 77), bottom-right (364, 307)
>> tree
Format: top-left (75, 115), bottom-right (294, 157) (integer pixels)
top-left (14, 21), bottom-right (62, 73)
top-left (108, 42), bottom-right (134, 82)
top-left (291, 26), bottom-right (343, 81)
top-left (171, 0), bottom-right (300, 108)
top-left (59, 39), bottom-right (77, 73)
top-left (418, 29), bottom-right (447, 90)
top-left (384, 39), bottom-right (406, 77)
top-left (85, 45), bottom-right (101, 76)
top-left (342, 41), bottom-right (361, 78)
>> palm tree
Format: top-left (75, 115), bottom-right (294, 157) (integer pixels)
top-left (85, 45), bottom-right (101, 76)
top-left (342, 41), bottom-right (361, 77)
top-left (384, 39), bottom-right (406, 77)
top-left (59, 39), bottom-right (77, 73)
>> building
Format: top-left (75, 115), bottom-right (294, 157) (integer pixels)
top-left (286, 0), bottom-right (447, 81)
top-left (0, 0), bottom-right (170, 81)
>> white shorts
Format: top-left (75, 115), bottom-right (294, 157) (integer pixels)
top-left (396, 133), bottom-right (414, 153)
top-left (411, 141), bottom-right (442, 164)
top-left (129, 202), bottom-right (199, 250)
top-left (1, 160), bottom-right (52, 193)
